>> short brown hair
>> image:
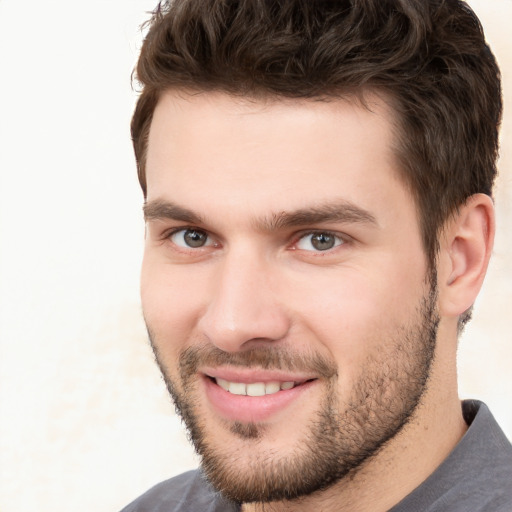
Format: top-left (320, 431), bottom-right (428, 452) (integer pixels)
top-left (132, 0), bottom-right (502, 270)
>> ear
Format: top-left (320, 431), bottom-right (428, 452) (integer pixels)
top-left (438, 194), bottom-right (495, 318)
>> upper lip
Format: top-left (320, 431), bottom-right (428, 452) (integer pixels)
top-left (201, 366), bottom-right (317, 384)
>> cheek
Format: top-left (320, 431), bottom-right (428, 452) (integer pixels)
top-left (140, 253), bottom-right (208, 349)
top-left (287, 255), bottom-right (427, 363)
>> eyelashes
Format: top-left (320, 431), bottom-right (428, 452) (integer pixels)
top-left (169, 228), bottom-right (215, 249)
top-left (165, 227), bottom-right (347, 254)
top-left (294, 231), bottom-right (345, 252)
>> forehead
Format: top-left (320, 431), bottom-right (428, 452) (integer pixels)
top-left (145, 90), bottom-right (412, 227)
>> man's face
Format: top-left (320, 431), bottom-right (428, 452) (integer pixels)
top-left (141, 91), bottom-right (438, 502)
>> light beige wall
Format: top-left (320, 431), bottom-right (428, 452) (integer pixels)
top-left (0, 1), bottom-right (510, 511)
top-left (457, 0), bottom-right (512, 432)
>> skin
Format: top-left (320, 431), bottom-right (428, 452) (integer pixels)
top-left (141, 90), bottom-right (494, 512)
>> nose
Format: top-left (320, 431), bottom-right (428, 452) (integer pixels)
top-left (197, 248), bottom-right (291, 352)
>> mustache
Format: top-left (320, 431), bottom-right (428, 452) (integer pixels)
top-left (177, 345), bottom-right (338, 380)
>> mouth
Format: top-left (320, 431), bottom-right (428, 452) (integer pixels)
top-left (211, 377), bottom-right (310, 396)
top-left (202, 370), bottom-right (319, 423)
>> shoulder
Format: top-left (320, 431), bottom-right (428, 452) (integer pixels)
top-left (392, 400), bottom-right (512, 512)
top-left (455, 400), bottom-right (512, 511)
top-left (119, 469), bottom-right (239, 512)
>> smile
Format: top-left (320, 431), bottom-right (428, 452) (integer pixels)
top-left (202, 369), bottom-right (319, 422)
top-left (214, 378), bottom-right (299, 396)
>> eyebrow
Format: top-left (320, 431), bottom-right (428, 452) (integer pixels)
top-left (257, 202), bottom-right (377, 230)
top-left (144, 200), bottom-right (204, 224)
top-left (143, 199), bottom-right (377, 230)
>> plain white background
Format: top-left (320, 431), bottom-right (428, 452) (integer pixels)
top-left (0, 1), bottom-right (510, 511)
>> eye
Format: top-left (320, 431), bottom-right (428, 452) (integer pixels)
top-left (295, 232), bottom-right (344, 252)
top-left (170, 228), bottom-right (213, 248)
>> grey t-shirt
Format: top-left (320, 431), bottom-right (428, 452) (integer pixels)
top-left (120, 400), bottom-right (512, 511)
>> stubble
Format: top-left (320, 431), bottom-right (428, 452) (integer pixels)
top-left (148, 282), bottom-right (439, 503)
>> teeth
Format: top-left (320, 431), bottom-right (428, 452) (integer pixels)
top-left (228, 382), bottom-right (247, 395)
top-left (215, 378), bottom-right (298, 395)
top-left (247, 382), bottom-right (266, 396)
top-left (265, 382), bottom-right (281, 394)
top-left (216, 378), bottom-right (230, 391)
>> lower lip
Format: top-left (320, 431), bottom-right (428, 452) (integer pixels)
top-left (202, 376), bottom-right (317, 423)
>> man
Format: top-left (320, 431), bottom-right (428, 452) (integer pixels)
top-left (121, 0), bottom-right (512, 510)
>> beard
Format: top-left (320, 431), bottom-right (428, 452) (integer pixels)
top-left (147, 280), bottom-right (439, 504)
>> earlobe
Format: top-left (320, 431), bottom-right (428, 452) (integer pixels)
top-left (439, 194), bottom-right (495, 318)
